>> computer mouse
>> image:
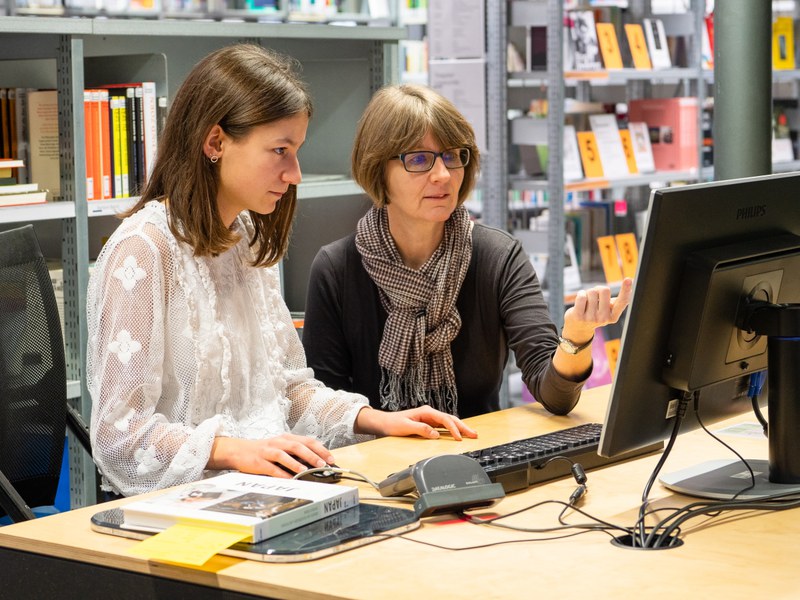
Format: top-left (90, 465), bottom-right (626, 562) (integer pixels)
top-left (278, 461), bottom-right (343, 483)
top-left (297, 464), bottom-right (343, 484)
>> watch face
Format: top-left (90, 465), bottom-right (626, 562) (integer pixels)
top-left (558, 337), bottom-right (578, 354)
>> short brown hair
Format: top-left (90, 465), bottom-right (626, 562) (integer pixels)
top-left (128, 43), bottom-right (313, 268)
top-left (351, 84), bottom-right (480, 209)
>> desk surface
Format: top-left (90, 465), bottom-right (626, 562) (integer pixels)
top-left (1, 385), bottom-right (798, 600)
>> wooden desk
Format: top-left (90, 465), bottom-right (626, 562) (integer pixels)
top-left (1, 385), bottom-right (798, 600)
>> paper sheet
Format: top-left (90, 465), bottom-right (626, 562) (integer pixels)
top-left (127, 523), bottom-right (249, 566)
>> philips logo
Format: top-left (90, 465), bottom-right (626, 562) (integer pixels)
top-left (736, 205), bottom-right (766, 220)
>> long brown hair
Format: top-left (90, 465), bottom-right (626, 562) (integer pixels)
top-left (126, 43), bottom-right (313, 267)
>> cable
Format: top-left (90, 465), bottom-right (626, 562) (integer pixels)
top-left (748, 370), bottom-right (768, 437)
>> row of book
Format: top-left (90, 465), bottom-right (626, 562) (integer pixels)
top-left (82, 83), bottom-right (162, 201)
top-left (0, 82), bottom-right (164, 206)
top-left (512, 97), bottom-right (700, 182)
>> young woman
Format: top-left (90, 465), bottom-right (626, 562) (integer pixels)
top-left (87, 47), bottom-right (475, 498)
top-left (303, 84), bottom-right (632, 419)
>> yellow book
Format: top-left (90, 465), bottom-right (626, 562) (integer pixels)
top-left (117, 96), bottom-right (130, 198)
top-left (596, 23), bottom-right (623, 70)
top-left (773, 16), bottom-right (796, 70)
top-left (624, 23), bottom-right (652, 70)
top-left (110, 95), bottom-right (123, 198)
top-left (576, 131), bottom-right (604, 179)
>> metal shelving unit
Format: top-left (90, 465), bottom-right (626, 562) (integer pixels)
top-left (0, 15), bottom-right (402, 508)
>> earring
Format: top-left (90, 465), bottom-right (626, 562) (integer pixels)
top-left (210, 155), bottom-right (219, 164)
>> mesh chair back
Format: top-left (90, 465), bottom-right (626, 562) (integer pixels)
top-left (0, 225), bottom-right (67, 517)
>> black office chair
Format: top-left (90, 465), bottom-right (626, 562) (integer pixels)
top-left (0, 224), bottom-right (92, 523)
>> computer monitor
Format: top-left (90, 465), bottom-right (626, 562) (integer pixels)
top-left (599, 172), bottom-right (800, 500)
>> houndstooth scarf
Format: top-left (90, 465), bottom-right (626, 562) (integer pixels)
top-left (355, 205), bottom-right (473, 415)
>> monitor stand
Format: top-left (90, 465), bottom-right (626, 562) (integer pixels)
top-left (660, 459), bottom-right (800, 500)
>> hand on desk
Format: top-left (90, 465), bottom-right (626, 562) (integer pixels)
top-left (355, 405), bottom-right (478, 441)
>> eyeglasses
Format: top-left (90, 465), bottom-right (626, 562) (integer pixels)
top-left (391, 148), bottom-right (470, 173)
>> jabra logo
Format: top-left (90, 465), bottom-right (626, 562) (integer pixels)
top-left (736, 205), bottom-right (766, 220)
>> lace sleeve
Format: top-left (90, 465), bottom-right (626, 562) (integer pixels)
top-left (271, 281), bottom-right (372, 449)
top-left (87, 225), bottom-right (220, 496)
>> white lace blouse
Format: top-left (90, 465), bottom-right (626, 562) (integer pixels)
top-left (87, 201), bottom-right (369, 496)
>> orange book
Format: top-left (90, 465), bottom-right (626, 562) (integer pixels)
top-left (576, 131), bottom-right (604, 178)
top-left (83, 89), bottom-right (96, 200)
top-left (624, 23), bottom-right (652, 70)
top-left (97, 89), bottom-right (112, 199)
top-left (596, 23), bottom-right (623, 69)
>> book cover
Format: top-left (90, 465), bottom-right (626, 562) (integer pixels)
top-left (643, 18), bottom-right (672, 69)
top-left (121, 472), bottom-right (359, 543)
top-left (569, 11), bottom-right (603, 71)
top-left (596, 22), bottom-right (623, 70)
top-left (628, 98), bottom-right (698, 172)
top-left (624, 23), bottom-right (652, 70)
top-left (26, 89), bottom-right (61, 201)
top-left (0, 189), bottom-right (47, 207)
top-left (773, 16), bottom-right (796, 70)
top-left (627, 121), bottom-right (656, 173)
top-left (588, 113), bottom-right (629, 178)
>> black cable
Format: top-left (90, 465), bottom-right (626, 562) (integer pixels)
top-left (633, 391), bottom-right (691, 547)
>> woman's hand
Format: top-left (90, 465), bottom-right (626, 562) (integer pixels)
top-left (561, 277), bottom-right (633, 345)
top-left (208, 434), bottom-right (335, 478)
top-left (354, 405), bottom-right (478, 441)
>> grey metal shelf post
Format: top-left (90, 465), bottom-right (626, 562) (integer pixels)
top-left (58, 34), bottom-right (95, 509)
top-left (546, 0), bottom-right (565, 329)
top-left (483, 0), bottom-right (508, 231)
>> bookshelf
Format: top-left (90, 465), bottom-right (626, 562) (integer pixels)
top-left (0, 15), bottom-right (402, 508)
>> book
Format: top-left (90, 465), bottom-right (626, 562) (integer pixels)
top-left (627, 121), bottom-right (656, 173)
top-left (569, 11), bottom-right (603, 71)
top-left (643, 18), bottom-right (672, 69)
top-left (624, 23), bottom-right (652, 70)
top-left (27, 89), bottom-right (61, 201)
top-left (0, 189), bottom-right (47, 207)
top-left (0, 182), bottom-right (39, 195)
top-left (773, 16), bottom-right (796, 70)
top-left (121, 472), bottom-right (360, 543)
top-left (0, 157), bottom-right (25, 178)
top-left (588, 113), bottom-right (629, 178)
top-left (628, 97), bottom-right (698, 171)
top-left (596, 22), bottom-right (623, 69)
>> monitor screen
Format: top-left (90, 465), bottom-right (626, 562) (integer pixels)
top-left (599, 172), bottom-right (800, 499)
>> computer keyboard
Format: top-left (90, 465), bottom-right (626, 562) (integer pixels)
top-left (461, 423), bottom-right (663, 494)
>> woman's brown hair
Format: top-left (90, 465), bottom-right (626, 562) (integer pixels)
top-left (351, 84), bottom-right (480, 209)
top-left (126, 43), bottom-right (313, 267)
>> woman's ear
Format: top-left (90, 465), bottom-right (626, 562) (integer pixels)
top-left (203, 124), bottom-right (224, 161)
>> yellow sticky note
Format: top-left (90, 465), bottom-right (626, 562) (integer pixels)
top-left (596, 23), bottom-right (623, 70)
top-left (576, 131), bottom-right (604, 178)
top-left (128, 523), bottom-right (249, 566)
top-left (614, 233), bottom-right (639, 279)
top-left (625, 24), bottom-right (652, 70)
top-left (618, 130), bottom-right (638, 174)
top-left (596, 235), bottom-right (624, 283)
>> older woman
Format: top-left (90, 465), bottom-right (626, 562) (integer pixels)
top-left (303, 84), bottom-right (631, 419)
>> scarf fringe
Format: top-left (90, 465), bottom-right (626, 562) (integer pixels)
top-left (379, 366), bottom-right (458, 416)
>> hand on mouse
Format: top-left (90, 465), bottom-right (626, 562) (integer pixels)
top-left (208, 433), bottom-right (335, 479)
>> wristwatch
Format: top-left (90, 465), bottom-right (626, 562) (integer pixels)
top-left (557, 334), bottom-right (594, 355)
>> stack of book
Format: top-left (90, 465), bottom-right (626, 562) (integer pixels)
top-left (0, 158), bottom-right (46, 207)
